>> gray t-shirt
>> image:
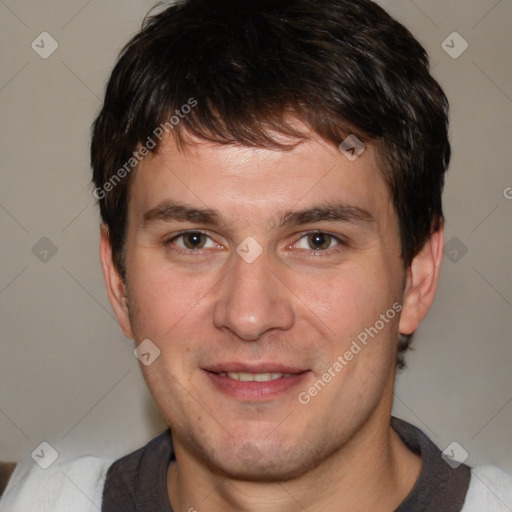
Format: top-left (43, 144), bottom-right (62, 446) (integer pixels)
top-left (101, 416), bottom-right (471, 511)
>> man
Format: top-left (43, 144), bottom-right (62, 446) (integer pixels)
top-left (1, 0), bottom-right (511, 510)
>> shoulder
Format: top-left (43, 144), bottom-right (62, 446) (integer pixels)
top-left (102, 429), bottom-right (173, 509)
top-left (461, 465), bottom-right (512, 512)
top-left (0, 455), bottom-right (114, 512)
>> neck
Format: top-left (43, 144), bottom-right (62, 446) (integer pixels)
top-left (167, 408), bottom-right (421, 512)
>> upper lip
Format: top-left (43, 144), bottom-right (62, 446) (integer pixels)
top-left (203, 363), bottom-right (308, 374)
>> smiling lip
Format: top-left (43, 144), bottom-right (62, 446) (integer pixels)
top-left (202, 363), bottom-right (310, 401)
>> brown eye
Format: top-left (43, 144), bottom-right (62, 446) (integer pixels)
top-left (307, 232), bottom-right (333, 250)
top-left (165, 230), bottom-right (220, 253)
top-left (182, 232), bottom-right (207, 249)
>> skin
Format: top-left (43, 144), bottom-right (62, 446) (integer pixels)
top-left (101, 129), bottom-right (444, 512)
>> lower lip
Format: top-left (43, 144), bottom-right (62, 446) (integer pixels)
top-left (203, 370), bottom-right (310, 401)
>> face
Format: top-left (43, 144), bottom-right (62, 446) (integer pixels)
top-left (106, 132), bottom-right (417, 481)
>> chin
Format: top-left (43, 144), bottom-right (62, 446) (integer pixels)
top-left (207, 456), bottom-right (313, 483)
top-left (190, 436), bottom-right (326, 483)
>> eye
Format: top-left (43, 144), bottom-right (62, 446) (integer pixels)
top-left (166, 231), bottom-right (217, 250)
top-left (295, 232), bottom-right (341, 251)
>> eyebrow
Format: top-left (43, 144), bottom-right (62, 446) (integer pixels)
top-left (142, 201), bottom-right (225, 227)
top-left (141, 200), bottom-right (375, 229)
top-left (278, 202), bottom-right (375, 227)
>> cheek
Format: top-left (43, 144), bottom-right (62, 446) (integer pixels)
top-left (289, 260), bottom-right (395, 338)
top-left (127, 253), bottom-right (213, 342)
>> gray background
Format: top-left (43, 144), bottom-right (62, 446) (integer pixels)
top-left (1, 0), bottom-right (511, 475)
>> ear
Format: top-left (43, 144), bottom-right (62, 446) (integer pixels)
top-left (399, 224), bottom-right (444, 335)
top-left (100, 224), bottom-right (134, 338)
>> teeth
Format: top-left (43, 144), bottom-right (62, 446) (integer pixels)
top-left (219, 372), bottom-right (290, 382)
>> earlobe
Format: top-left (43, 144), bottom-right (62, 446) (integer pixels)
top-left (399, 224), bottom-right (444, 335)
top-left (99, 225), bottom-right (134, 339)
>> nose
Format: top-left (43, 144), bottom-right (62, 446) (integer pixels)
top-left (212, 250), bottom-right (295, 341)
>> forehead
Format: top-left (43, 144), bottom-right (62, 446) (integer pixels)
top-left (128, 132), bottom-right (393, 229)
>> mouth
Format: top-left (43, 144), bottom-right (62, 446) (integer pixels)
top-left (216, 371), bottom-right (295, 382)
top-left (202, 364), bottom-right (310, 401)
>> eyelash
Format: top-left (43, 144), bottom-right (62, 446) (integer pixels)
top-left (292, 231), bottom-right (347, 255)
top-left (162, 230), bottom-right (348, 256)
top-left (163, 230), bottom-right (216, 255)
